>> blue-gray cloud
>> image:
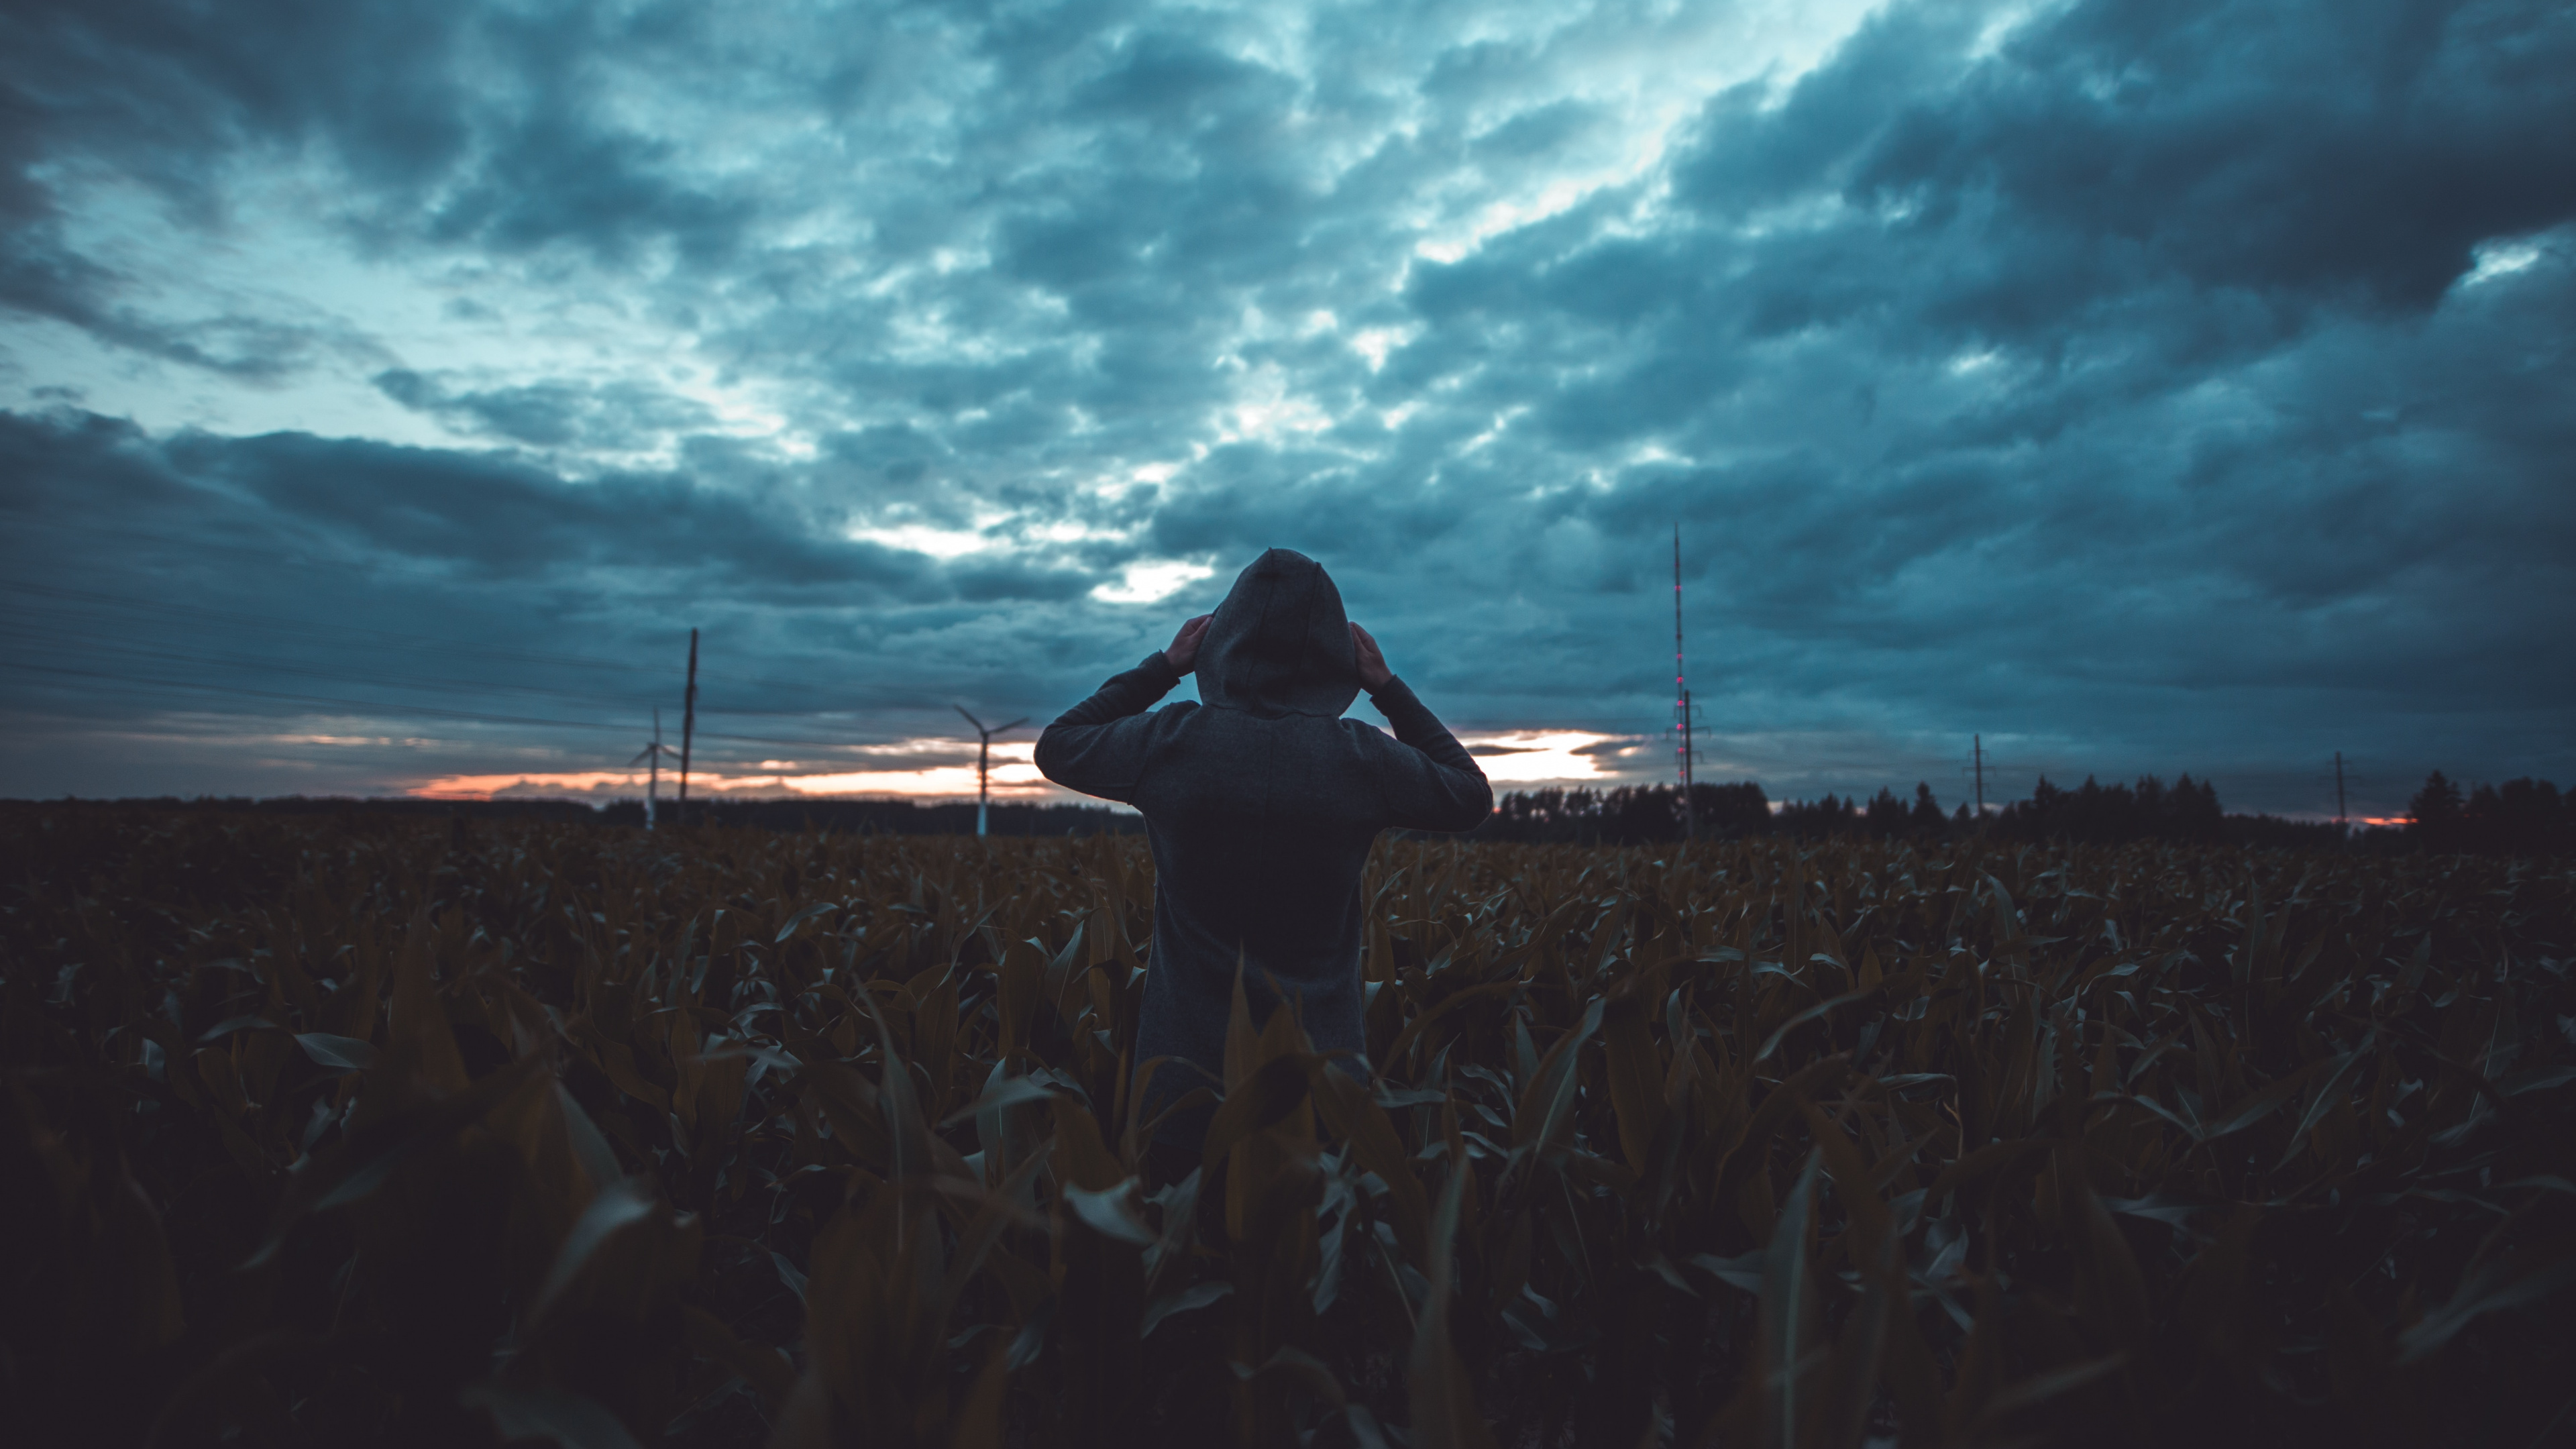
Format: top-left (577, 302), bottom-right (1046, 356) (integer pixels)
top-left (372, 369), bottom-right (717, 450)
top-left (3, 0), bottom-right (2571, 813)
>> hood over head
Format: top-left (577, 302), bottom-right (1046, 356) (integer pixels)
top-left (1195, 548), bottom-right (1358, 718)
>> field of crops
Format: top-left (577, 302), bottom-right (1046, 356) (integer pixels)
top-left (5, 806), bottom-right (2572, 1448)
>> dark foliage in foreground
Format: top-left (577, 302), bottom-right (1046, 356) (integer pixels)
top-left (4, 806), bottom-right (2572, 1448)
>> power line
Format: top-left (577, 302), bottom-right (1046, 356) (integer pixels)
top-left (9, 578), bottom-right (1705, 732)
top-left (7, 556), bottom-right (1966, 790)
top-left (1672, 522), bottom-right (1695, 839)
top-left (0, 580), bottom-right (953, 706)
top-left (1, 661), bottom-right (971, 752)
top-left (0, 580), bottom-right (658, 678)
top-left (0, 610), bottom-right (943, 715)
top-left (3, 660), bottom-right (639, 733)
top-left (678, 630), bottom-right (698, 826)
top-left (0, 626), bottom-right (667, 712)
top-left (9, 580), bottom-right (1756, 728)
top-left (6, 610), bottom-right (1686, 735)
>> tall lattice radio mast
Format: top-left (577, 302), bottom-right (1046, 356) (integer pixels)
top-left (1674, 523), bottom-right (1695, 839)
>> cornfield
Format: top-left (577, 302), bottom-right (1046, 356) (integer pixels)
top-left (5, 806), bottom-right (2571, 1448)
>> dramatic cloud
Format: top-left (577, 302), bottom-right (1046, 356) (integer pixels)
top-left (4, 0), bottom-right (2570, 813)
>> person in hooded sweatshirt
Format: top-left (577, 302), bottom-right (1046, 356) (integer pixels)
top-left (1034, 549), bottom-right (1492, 1177)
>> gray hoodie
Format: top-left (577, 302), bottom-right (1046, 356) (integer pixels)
top-left (1034, 549), bottom-right (1491, 1144)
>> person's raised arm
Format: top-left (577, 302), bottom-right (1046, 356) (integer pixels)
top-left (1032, 614), bottom-right (1210, 802)
top-left (1352, 622), bottom-right (1491, 833)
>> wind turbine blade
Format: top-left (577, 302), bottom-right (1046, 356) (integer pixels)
top-left (955, 704), bottom-right (985, 733)
top-left (997, 718), bottom-right (1030, 733)
top-left (630, 747), bottom-right (654, 765)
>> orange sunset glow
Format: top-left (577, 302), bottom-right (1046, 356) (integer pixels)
top-left (404, 731), bottom-right (1629, 802)
top-left (410, 739), bottom-right (1050, 802)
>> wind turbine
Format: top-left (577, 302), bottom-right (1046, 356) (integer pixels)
top-left (630, 708), bottom-right (672, 830)
top-left (955, 706), bottom-right (1029, 837)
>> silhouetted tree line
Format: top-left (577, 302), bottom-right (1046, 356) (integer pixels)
top-left (30, 773), bottom-right (2571, 855)
top-left (594, 796), bottom-right (1145, 837)
top-left (26, 794), bottom-right (611, 822)
top-left (2406, 772), bottom-right (2572, 855)
top-left (1462, 771), bottom-right (2571, 855)
top-left (1471, 783), bottom-right (1774, 844)
top-left (1776, 782), bottom-right (1963, 840)
top-left (1466, 777), bottom-right (2242, 846)
top-left (1989, 773), bottom-right (2225, 843)
top-left (1467, 775), bottom-right (2363, 853)
top-left (9, 795), bottom-right (1146, 838)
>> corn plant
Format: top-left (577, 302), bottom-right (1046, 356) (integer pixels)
top-left (2, 805), bottom-right (2570, 1448)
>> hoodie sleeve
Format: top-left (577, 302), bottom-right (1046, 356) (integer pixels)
top-left (1033, 651), bottom-right (1185, 804)
top-left (1363, 676), bottom-right (1493, 833)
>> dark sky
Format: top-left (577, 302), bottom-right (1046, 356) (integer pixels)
top-left (3, 0), bottom-right (2570, 815)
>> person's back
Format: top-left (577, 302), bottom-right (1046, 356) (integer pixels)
top-left (1034, 548), bottom-right (1491, 1156)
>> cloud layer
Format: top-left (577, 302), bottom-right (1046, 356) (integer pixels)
top-left (4, 0), bottom-right (2571, 814)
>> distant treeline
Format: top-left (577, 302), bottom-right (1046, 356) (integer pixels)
top-left (596, 797), bottom-right (1146, 837)
top-left (19, 769), bottom-right (2569, 854)
top-left (17, 794), bottom-right (1146, 837)
top-left (1462, 777), bottom-right (2254, 846)
top-left (1466, 773), bottom-right (2575, 855)
top-left (2406, 772), bottom-right (2573, 855)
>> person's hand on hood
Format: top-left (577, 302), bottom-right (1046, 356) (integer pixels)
top-left (1350, 623), bottom-right (1393, 690)
top-left (1164, 614), bottom-right (1214, 673)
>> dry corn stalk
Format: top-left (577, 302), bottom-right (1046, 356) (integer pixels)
top-left (1, 807), bottom-right (2570, 1448)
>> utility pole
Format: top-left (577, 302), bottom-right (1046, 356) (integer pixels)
top-left (1974, 734), bottom-right (1984, 820)
top-left (1674, 522), bottom-right (1695, 840)
top-left (678, 629), bottom-right (698, 828)
top-left (629, 708), bottom-right (667, 829)
top-left (956, 707), bottom-right (1029, 837)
